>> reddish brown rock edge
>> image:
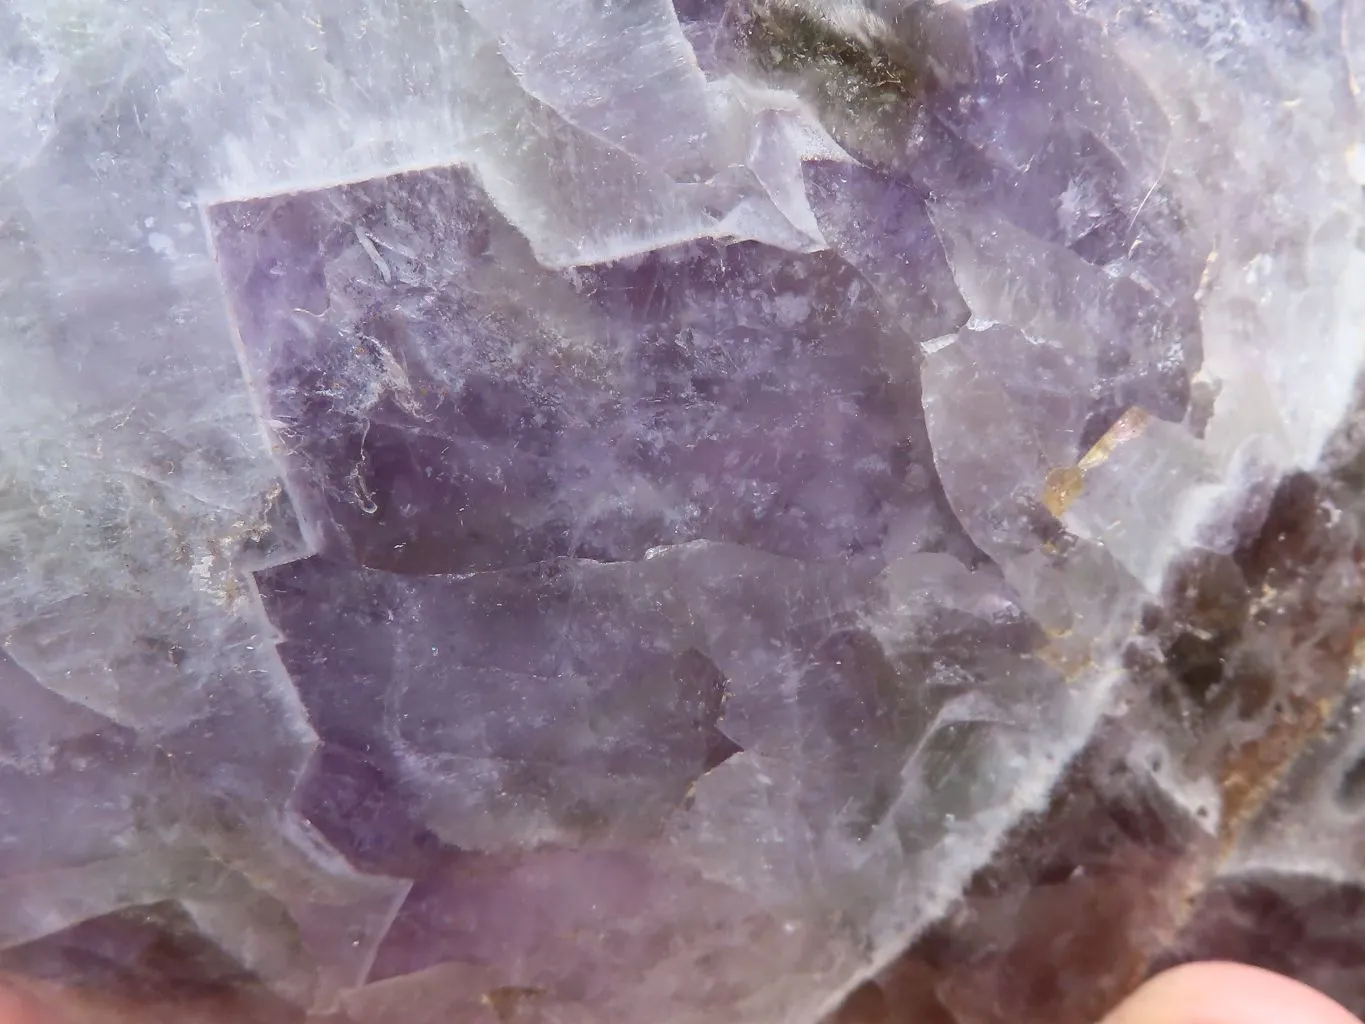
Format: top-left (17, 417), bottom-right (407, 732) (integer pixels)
top-left (829, 397), bottom-right (1365, 1024)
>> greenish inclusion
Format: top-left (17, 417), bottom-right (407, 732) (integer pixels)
top-left (740, 5), bottom-right (939, 115)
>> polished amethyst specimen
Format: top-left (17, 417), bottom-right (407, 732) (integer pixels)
top-left (1, 0), bottom-right (1364, 1021)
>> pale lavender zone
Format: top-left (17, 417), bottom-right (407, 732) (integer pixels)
top-left (0, 652), bottom-right (144, 877)
top-left (259, 554), bottom-right (734, 858)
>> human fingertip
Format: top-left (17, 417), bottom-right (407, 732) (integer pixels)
top-left (0, 986), bottom-right (40, 1024)
top-left (1102, 961), bottom-right (1361, 1024)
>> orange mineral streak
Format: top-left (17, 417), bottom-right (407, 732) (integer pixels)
top-left (1043, 408), bottom-right (1153, 517)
